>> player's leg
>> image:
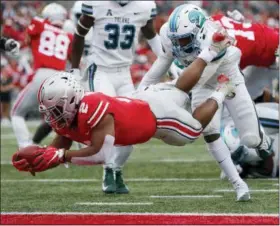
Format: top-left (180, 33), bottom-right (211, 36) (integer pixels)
top-left (32, 121), bottom-right (52, 144)
top-left (112, 68), bottom-right (135, 194)
top-left (11, 68), bottom-right (56, 148)
top-left (225, 83), bottom-right (274, 161)
top-left (192, 87), bottom-right (250, 201)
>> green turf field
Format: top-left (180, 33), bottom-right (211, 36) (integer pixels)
top-left (1, 124), bottom-right (278, 214)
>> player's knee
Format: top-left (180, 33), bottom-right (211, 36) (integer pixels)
top-left (240, 133), bottom-right (261, 148)
top-left (204, 134), bottom-right (220, 143)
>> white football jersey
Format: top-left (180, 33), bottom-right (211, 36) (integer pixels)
top-left (82, 1), bottom-right (157, 68)
top-left (159, 22), bottom-right (244, 88)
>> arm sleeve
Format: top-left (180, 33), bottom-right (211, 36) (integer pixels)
top-left (138, 54), bottom-right (174, 90)
top-left (81, 2), bottom-right (96, 18)
top-left (146, 34), bottom-right (163, 57)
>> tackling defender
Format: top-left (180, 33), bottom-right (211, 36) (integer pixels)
top-left (139, 4), bottom-right (274, 201)
top-left (10, 3), bottom-right (73, 148)
top-left (70, 0), bottom-right (181, 194)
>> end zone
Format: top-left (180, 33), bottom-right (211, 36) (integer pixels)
top-left (1, 212), bottom-right (279, 225)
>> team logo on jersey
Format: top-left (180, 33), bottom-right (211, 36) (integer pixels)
top-left (107, 9), bottom-right (113, 16)
top-left (188, 10), bottom-right (206, 28)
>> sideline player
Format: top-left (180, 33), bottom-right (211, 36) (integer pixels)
top-left (139, 4), bottom-right (274, 201)
top-left (10, 3), bottom-right (73, 148)
top-left (70, 0), bottom-right (181, 194)
top-left (12, 34), bottom-right (245, 200)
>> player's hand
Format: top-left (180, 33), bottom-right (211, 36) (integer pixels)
top-left (5, 39), bottom-right (20, 56)
top-left (227, 10), bottom-right (245, 22)
top-left (32, 146), bottom-right (66, 172)
top-left (210, 26), bottom-right (234, 55)
top-left (12, 152), bottom-right (36, 176)
top-left (168, 62), bottom-right (183, 79)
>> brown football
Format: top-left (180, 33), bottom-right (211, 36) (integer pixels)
top-left (14, 145), bottom-right (42, 166)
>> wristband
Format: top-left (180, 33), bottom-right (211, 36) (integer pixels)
top-left (198, 48), bottom-right (218, 63)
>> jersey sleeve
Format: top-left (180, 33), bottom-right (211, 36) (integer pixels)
top-left (79, 93), bottom-right (110, 130)
top-left (81, 1), bottom-right (99, 18)
top-left (159, 23), bottom-right (174, 59)
top-left (27, 16), bottom-right (44, 36)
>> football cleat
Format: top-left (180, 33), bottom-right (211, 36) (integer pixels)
top-left (102, 167), bottom-right (116, 194)
top-left (115, 170), bottom-right (129, 194)
top-left (233, 179), bottom-right (251, 202)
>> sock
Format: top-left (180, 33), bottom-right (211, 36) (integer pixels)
top-left (11, 115), bottom-right (33, 148)
top-left (206, 137), bottom-right (241, 183)
top-left (32, 122), bottom-right (52, 144)
top-left (112, 146), bottom-right (133, 171)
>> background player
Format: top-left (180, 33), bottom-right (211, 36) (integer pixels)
top-left (0, 37), bottom-right (20, 56)
top-left (10, 3), bottom-right (73, 148)
top-left (70, 0), bottom-right (182, 194)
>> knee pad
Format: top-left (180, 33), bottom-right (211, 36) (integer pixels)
top-left (240, 133), bottom-right (261, 148)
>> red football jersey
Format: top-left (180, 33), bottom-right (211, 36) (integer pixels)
top-left (55, 92), bottom-right (157, 146)
top-left (27, 17), bottom-right (73, 70)
top-left (212, 14), bottom-right (279, 69)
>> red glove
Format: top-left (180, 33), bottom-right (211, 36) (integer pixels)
top-left (12, 153), bottom-right (31, 172)
top-left (32, 146), bottom-right (66, 172)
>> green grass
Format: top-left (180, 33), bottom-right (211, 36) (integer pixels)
top-left (1, 124), bottom-right (278, 213)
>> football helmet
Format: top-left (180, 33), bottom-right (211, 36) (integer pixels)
top-left (41, 3), bottom-right (67, 27)
top-left (167, 4), bottom-right (207, 58)
top-left (70, 1), bottom-right (83, 25)
top-left (38, 72), bottom-right (85, 129)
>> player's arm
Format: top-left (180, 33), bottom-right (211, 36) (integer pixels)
top-left (71, 15), bottom-right (94, 68)
top-left (65, 114), bottom-right (115, 161)
top-left (49, 134), bottom-right (73, 150)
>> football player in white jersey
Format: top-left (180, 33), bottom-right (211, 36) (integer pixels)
top-left (139, 4), bottom-right (275, 201)
top-left (70, 0), bottom-right (181, 194)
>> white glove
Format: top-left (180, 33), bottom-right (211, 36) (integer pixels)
top-left (168, 62), bottom-right (183, 80)
top-left (5, 39), bottom-right (20, 56)
top-left (227, 10), bottom-right (245, 22)
top-left (198, 26), bottom-right (233, 63)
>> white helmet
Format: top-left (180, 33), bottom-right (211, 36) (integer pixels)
top-left (42, 3), bottom-right (67, 27)
top-left (115, 1), bottom-right (130, 6)
top-left (70, 1), bottom-right (83, 25)
top-left (167, 4), bottom-right (207, 58)
top-left (38, 72), bottom-right (85, 129)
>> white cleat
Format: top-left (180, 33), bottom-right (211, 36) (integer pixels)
top-left (233, 180), bottom-right (251, 202)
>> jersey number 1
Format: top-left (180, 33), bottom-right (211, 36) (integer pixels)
top-left (104, 24), bottom-right (136, 50)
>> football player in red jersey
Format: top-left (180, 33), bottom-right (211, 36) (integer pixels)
top-left (10, 3), bottom-right (73, 149)
top-left (12, 32), bottom-right (235, 181)
top-left (212, 13), bottom-right (279, 70)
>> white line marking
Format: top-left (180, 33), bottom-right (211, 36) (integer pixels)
top-left (273, 184), bottom-right (279, 187)
top-left (1, 212), bottom-right (278, 217)
top-left (151, 159), bottom-right (211, 163)
top-left (150, 195), bottom-right (222, 198)
top-left (75, 202), bottom-right (153, 206)
top-left (1, 178), bottom-right (222, 183)
top-left (215, 189), bottom-right (278, 193)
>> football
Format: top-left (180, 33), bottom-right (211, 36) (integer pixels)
top-left (14, 145), bottom-right (43, 166)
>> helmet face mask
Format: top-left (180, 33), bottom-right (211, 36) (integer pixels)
top-left (167, 4), bottom-right (207, 58)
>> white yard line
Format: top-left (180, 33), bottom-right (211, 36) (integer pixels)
top-left (75, 202), bottom-right (153, 206)
top-left (1, 212), bottom-right (278, 216)
top-left (151, 159), bottom-right (211, 163)
top-left (215, 189), bottom-right (278, 193)
top-left (273, 184), bottom-right (279, 187)
top-left (1, 178), bottom-right (222, 183)
top-left (150, 195), bottom-right (222, 198)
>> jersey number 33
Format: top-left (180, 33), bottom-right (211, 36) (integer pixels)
top-left (104, 24), bottom-right (136, 50)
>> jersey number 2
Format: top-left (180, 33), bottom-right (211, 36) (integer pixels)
top-left (39, 30), bottom-right (70, 60)
top-left (104, 24), bottom-right (136, 50)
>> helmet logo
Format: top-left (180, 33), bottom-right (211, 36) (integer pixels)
top-left (188, 10), bottom-right (206, 28)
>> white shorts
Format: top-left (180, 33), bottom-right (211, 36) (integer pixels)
top-left (133, 83), bottom-right (202, 146)
top-left (81, 63), bottom-right (135, 97)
